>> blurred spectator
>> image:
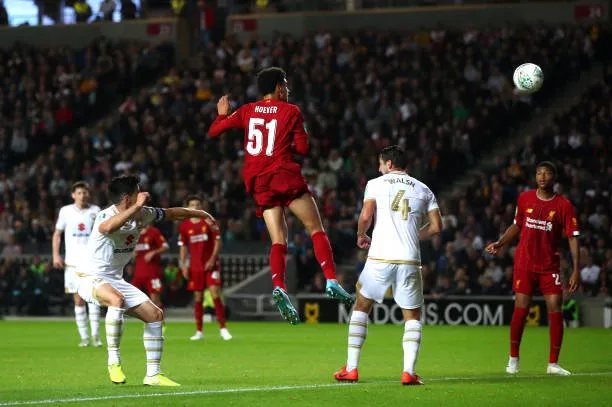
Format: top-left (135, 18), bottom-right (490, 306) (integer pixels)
top-left (98, 0), bottom-right (116, 21)
top-left (0, 1), bottom-right (8, 26)
top-left (74, 0), bottom-right (93, 23)
top-left (121, 0), bottom-right (137, 20)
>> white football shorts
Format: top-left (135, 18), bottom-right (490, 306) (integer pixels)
top-left (77, 274), bottom-right (149, 309)
top-left (358, 260), bottom-right (423, 309)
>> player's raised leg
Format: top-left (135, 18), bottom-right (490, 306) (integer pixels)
top-left (73, 293), bottom-right (90, 347)
top-left (209, 284), bottom-right (232, 340)
top-left (544, 290), bottom-right (571, 375)
top-left (288, 194), bottom-right (354, 306)
top-left (262, 206), bottom-right (299, 325)
top-left (334, 290), bottom-right (373, 383)
top-left (127, 300), bottom-right (180, 386)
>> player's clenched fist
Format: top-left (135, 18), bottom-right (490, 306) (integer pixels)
top-left (217, 96), bottom-right (231, 116)
top-left (357, 234), bottom-right (371, 249)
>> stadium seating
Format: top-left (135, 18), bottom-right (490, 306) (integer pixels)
top-left (0, 25), bottom-right (609, 313)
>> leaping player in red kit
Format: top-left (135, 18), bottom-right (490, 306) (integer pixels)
top-left (486, 161), bottom-right (581, 375)
top-left (208, 67), bottom-right (354, 325)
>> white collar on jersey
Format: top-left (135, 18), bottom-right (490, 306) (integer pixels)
top-left (536, 190), bottom-right (556, 201)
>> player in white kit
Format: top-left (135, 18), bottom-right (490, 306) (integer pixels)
top-left (52, 181), bottom-right (102, 347)
top-left (334, 145), bottom-right (442, 385)
top-left (77, 175), bottom-right (216, 387)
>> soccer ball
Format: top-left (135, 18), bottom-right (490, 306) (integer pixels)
top-left (513, 63), bottom-right (544, 94)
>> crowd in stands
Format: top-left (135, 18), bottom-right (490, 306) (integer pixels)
top-left (0, 24), bottom-right (610, 314)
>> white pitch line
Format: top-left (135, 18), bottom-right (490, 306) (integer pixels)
top-left (1, 371), bottom-right (611, 406)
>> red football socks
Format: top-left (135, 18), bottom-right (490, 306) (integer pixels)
top-left (270, 243), bottom-right (288, 291)
top-left (214, 298), bottom-right (227, 329)
top-left (311, 231), bottom-right (337, 280)
top-left (195, 301), bottom-right (203, 332)
top-left (549, 312), bottom-right (564, 363)
top-left (510, 307), bottom-right (529, 358)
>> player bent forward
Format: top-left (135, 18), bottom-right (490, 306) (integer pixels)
top-left (486, 161), bottom-right (580, 376)
top-left (335, 146), bottom-right (442, 385)
top-left (77, 175), bottom-right (216, 386)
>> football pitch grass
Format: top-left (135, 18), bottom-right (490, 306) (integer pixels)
top-left (0, 320), bottom-right (611, 406)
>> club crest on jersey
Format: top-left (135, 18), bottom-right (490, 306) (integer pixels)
top-left (188, 229), bottom-right (193, 234)
top-left (526, 208), bottom-right (533, 213)
top-left (572, 217), bottom-right (577, 226)
top-left (202, 226), bottom-right (207, 233)
top-left (547, 211), bottom-right (556, 220)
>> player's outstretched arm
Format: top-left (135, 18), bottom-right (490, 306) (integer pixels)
top-left (208, 96), bottom-right (243, 137)
top-left (418, 209), bottom-right (442, 241)
top-left (164, 208), bottom-right (214, 222)
top-left (485, 224), bottom-right (521, 255)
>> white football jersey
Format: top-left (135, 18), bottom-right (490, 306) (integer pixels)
top-left (364, 171), bottom-right (438, 263)
top-left (55, 204), bottom-right (101, 267)
top-left (82, 205), bottom-right (165, 279)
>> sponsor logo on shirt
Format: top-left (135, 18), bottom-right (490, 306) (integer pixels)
top-left (525, 216), bottom-right (552, 232)
top-left (113, 247), bottom-right (135, 254)
top-left (190, 234), bottom-right (209, 243)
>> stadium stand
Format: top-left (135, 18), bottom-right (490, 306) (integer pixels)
top-left (0, 24), bottom-right (610, 314)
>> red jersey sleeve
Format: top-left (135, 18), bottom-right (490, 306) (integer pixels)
top-left (157, 230), bottom-right (168, 248)
top-left (563, 201), bottom-right (580, 237)
top-left (178, 222), bottom-right (187, 246)
top-left (513, 193), bottom-right (525, 226)
top-left (291, 107), bottom-right (309, 155)
top-left (208, 108), bottom-right (244, 137)
top-left (206, 218), bottom-right (221, 242)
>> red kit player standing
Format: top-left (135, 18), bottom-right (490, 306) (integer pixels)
top-left (486, 161), bottom-right (581, 375)
top-left (208, 67), bottom-right (354, 325)
top-left (132, 225), bottom-right (169, 309)
top-left (179, 196), bottom-right (232, 341)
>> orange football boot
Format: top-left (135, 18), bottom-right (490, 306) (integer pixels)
top-left (334, 366), bottom-right (359, 382)
top-left (401, 372), bottom-right (424, 385)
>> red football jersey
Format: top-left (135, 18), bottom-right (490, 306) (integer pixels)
top-left (513, 190), bottom-right (580, 273)
top-left (178, 218), bottom-right (221, 271)
top-left (134, 227), bottom-right (167, 277)
top-left (208, 99), bottom-right (309, 193)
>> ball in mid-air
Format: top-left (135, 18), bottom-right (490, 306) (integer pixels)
top-left (513, 63), bottom-right (544, 94)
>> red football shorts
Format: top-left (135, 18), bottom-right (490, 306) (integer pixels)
top-left (513, 268), bottom-right (563, 295)
top-left (251, 165), bottom-right (311, 218)
top-left (132, 272), bottom-right (164, 295)
top-left (187, 260), bottom-right (222, 291)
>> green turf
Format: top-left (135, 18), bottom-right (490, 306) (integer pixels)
top-left (0, 320), bottom-right (610, 406)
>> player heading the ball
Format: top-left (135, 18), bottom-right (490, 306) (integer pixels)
top-left (209, 67), bottom-right (354, 325)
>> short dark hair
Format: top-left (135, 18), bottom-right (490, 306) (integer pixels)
top-left (380, 145), bottom-right (407, 169)
top-left (536, 161), bottom-right (558, 179)
top-left (108, 175), bottom-right (140, 204)
top-left (257, 67), bottom-right (287, 96)
top-left (71, 181), bottom-right (90, 193)
top-left (186, 195), bottom-right (202, 205)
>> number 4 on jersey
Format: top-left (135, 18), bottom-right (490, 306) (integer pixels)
top-left (247, 118), bottom-right (277, 156)
top-left (392, 190), bottom-right (411, 220)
